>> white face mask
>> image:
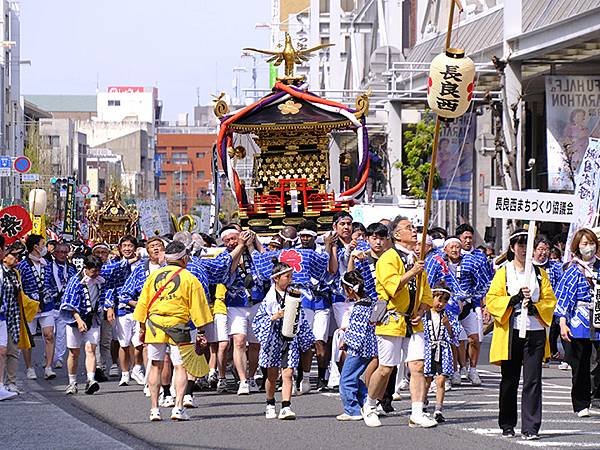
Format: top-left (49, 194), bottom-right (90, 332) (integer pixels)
top-left (39, 246), bottom-right (48, 257)
top-left (579, 244), bottom-right (597, 260)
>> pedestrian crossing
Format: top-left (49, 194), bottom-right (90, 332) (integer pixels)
top-left (449, 368), bottom-right (600, 448)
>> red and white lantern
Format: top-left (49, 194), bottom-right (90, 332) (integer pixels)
top-left (427, 48), bottom-right (475, 120)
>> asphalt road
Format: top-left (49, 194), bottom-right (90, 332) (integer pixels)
top-left (4, 336), bottom-right (600, 450)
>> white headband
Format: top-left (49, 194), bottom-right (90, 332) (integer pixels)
top-left (270, 266), bottom-right (293, 279)
top-left (509, 231), bottom-right (528, 240)
top-left (278, 231), bottom-right (298, 243)
top-left (165, 249), bottom-right (188, 262)
top-left (298, 229), bottom-right (317, 237)
top-left (93, 244), bottom-right (110, 252)
top-left (431, 288), bottom-right (453, 296)
top-left (220, 228), bottom-right (239, 239)
top-left (341, 277), bottom-right (360, 293)
top-left (443, 237), bottom-right (461, 248)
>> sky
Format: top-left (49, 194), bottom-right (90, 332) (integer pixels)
top-left (20, 0), bottom-right (272, 121)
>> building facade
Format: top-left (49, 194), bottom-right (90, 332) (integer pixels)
top-left (156, 128), bottom-right (215, 215)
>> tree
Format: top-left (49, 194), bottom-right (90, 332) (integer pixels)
top-left (394, 116), bottom-right (439, 199)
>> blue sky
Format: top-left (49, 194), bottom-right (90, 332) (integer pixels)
top-left (20, 0), bottom-right (271, 121)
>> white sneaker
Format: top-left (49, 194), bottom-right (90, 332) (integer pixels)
top-left (161, 395), bottom-right (175, 407)
top-left (451, 371), bottom-right (462, 386)
top-left (171, 406), bottom-right (190, 421)
top-left (558, 362), bottom-right (571, 371)
top-left (248, 378), bottom-right (259, 393)
top-left (216, 378), bottom-right (228, 393)
top-left (397, 378), bottom-right (410, 391)
top-left (265, 404), bottom-right (277, 419)
top-left (392, 392), bottom-right (402, 401)
top-left (65, 383), bottom-right (78, 395)
top-left (44, 366), bottom-right (56, 380)
top-left (183, 394), bottom-right (196, 408)
top-left (53, 360), bottom-right (63, 369)
top-left (445, 379), bottom-right (452, 392)
top-left (237, 380), bottom-right (250, 395)
top-left (6, 383), bottom-right (23, 394)
top-left (0, 386), bottom-right (17, 401)
top-left (428, 383), bottom-right (437, 394)
top-left (119, 373), bottom-right (130, 387)
top-left (278, 406), bottom-right (296, 420)
top-left (336, 413), bottom-right (363, 421)
top-left (460, 367), bottom-right (468, 379)
top-left (109, 364), bottom-right (119, 377)
top-left (299, 378), bottom-right (311, 395)
top-left (468, 368), bottom-right (482, 386)
top-left (361, 405), bottom-right (382, 427)
top-left (26, 367), bottom-right (37, 380)
top-left (130, 367), bottom-right (145, 385)
top-left (409, 413), bottom-right (438, 428)
top-left (149, 408), bottom-right (162, 421)
top-left (577, 408), bottom-right (591, 418)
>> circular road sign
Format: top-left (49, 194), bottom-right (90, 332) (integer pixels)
top-left (79, 184), bottom-right (91, 196)
top-left (13, 156), bottom-right (32, 174)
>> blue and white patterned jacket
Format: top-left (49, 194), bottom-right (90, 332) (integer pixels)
top-left (17, 257), bottom-right (52, 313)
top-left (60, 272), bottom-right (109, 325)
top-left (555, 260), bottom-right (600, 341)
top-left (46, 260), bottom-right (77, 310)
top-left (344, 297), bottom-right (378, 358)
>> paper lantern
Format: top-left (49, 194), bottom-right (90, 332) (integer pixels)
top-left (28, 188), bottom-right (47, 216)
top-left (427, 48), bottom-right (475, 120)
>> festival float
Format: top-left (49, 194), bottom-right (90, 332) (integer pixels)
top-left (86, 185), bottom-right (139, 244)
top-left (214, 33), bottom-right (371, 233)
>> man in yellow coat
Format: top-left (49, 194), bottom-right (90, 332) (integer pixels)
top-left (134, 241), bottom-right (213, 422)
top-left (362, 216), bottom-right (436, 429)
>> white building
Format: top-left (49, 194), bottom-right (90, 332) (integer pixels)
top-left (97, 86), bottom-right (162, 124)
top-left (0, 1), bottom-right (23, 204)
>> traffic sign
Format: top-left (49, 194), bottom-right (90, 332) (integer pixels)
top-left (21, 173), bottom-right (40, 183)
top-left (13, 156), bottom-right (31, 174)
top-left (0, 156), bottom-right (10, 177)
top-left (79, 184), bottom-right (90, 196)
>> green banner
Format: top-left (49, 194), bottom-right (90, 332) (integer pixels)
top-left (269, 63), bottom-right (278, 88)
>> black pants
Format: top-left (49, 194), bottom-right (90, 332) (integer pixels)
top-left (591, 341), bottom-right (600, 400)
top-left (567, 338), bottom-right (593, 412)
top-left (499, 329), bottom-right (546, 434)
top-left (548, 317), bottom-right (561, 356)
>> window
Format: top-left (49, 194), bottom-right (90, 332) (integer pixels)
top-left (196, 152), bottom-right (206, 158)
top-left (107, 100), bottom-right (121, 106)
top-left (197, 170), bottom-right (205, 179)
top-left (173, 171), bottom-right (188, 183)
top-left (172, 152), bottom-right (188, 164)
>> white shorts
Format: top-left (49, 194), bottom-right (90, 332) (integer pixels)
top-left (461, 310), bottom-right (479, 338)
top-left (0, 320), bottom-right (7, 347)
top-left (28, 313), bottom-right (55, 335)
top-left (228, 304), bottom-right (260, 344)
top-left (115, 314), bottom-right (138, 347)
top-left (206, 313), bottom-right (229, 343)
top-left (304, 308), bottom-right (330, 342)
top-left (376, 332), bottom-right (425, 366)
top-left (66, 325), bottom-right (100, 349)
top-left (147, 343), bottom-right (182, 366)
top-left (331, 302), bottom-right (353, 330)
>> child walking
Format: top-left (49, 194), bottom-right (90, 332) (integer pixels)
top-left (252, 259), bottom-right (315, 420)
top-left (337, 270), bottom-right (378, 421)
top-left (423, 281), bottom-right (462, 423)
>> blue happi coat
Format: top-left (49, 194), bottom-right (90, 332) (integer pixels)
top-left (17, 257), bottom-right (52, 313)
top-left (343, 297), bottom-right (377, 358)
top-left (46, 260), bottom-right (77, 310)
top-left (252, 285), bottom-right (314, 368)
top-left (423, 309), bottom-right (462, 377)
top-left (60, 273), bottom-right (109, 326)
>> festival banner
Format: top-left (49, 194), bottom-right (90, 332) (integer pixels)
top-left (433, 113), bottom-right (475, 202)
top-left (62, 177), bottom-right (77, 241)
top-left (545, 75), bottom-right (600, 190)
top-left (564, 138), bottom-right (600, 261)
top-left (137, 199), bottom-right (171, 238)
top-left (0, 206), bottom-right (32, 244)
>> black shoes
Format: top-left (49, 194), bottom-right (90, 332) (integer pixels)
top-left (85, 380), bottom-right (100, 395)
top-left (94, 368), bottom-right (108, 383)
top-left (316, 379), bottom-right (329, 392)
top-left (501, 428), bottom-right (515, 438)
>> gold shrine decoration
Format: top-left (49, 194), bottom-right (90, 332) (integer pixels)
top-left (86, 186), bottom-right (139, 245)
top-left (227, 145), bottom-right (247, 159)
top-left (243, 32), bottom-right (333, 83)
top-left (278, 100), bottom-right (302, 115)
top-left (427, 48), bottom-right (475, 120)
top-left (213, 92), bottom-right (229, 119)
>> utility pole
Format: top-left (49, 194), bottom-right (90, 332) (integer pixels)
top-left (179, 167), bottom-right (183, 216)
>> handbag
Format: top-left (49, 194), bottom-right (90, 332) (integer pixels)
top-left (370, 300), bottom-right (389, 324)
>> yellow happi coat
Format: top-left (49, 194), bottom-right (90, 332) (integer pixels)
top-left (486, 265), bottom-right (556, 365)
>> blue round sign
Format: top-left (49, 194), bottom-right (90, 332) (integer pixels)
top-left (13, 156), bottom-right (31, 174)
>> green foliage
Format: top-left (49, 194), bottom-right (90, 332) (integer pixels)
top-left (394, 116), bottom-right (440, 199)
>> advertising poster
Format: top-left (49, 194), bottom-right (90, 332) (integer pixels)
top-left (545, 75), bottom-right (600, 190)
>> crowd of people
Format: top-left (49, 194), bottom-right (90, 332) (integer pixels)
top-left (0, 213), bottom-right (599, 439)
